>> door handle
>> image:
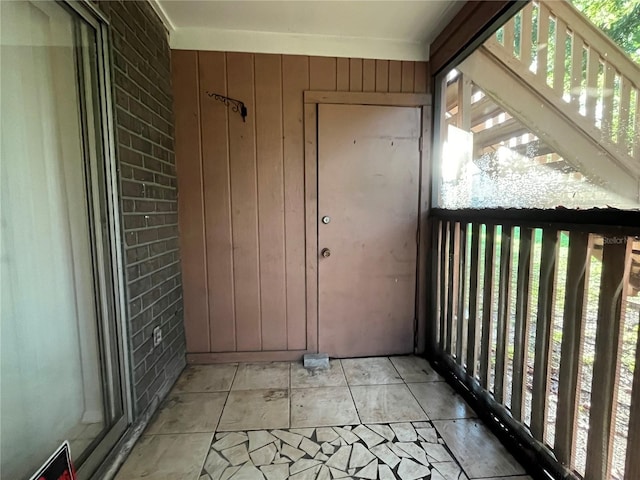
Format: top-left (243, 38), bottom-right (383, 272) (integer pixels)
top-left (321, 248), bottom-right (331, 258)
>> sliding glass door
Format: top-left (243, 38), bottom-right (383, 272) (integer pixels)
top-left (1, 1), bottom-right (127, 478)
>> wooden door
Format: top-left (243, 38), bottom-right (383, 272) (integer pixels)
top-left (317, 104), bottom-right (421, 357)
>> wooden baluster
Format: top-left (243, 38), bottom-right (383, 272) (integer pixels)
top-left (446, 222), bottom-right (459, 355)
top-left (466, 223), bottom-right (481, 376)
top-left (457, 75), bottom-right (472, 132)
top-left (495, 26), bottom-right (503, 45)
top-left (511, 227), bottom-right (533, 421)
top-left (585, 237), bottom-right (631, 480)
top-left (585, 49), bottom-right (600, 122)
top-left (433, 221), bottom-right (443, 348)
top-left (452, 223), bottom-right (462, 356)
top-left (445, 79), bottom-right (460, 113)
top-left (553, 18), bottom-right (568, 96)
top-left (555, 232), bottom-right (591, 467)
top-left (441, 221), bottom-right (451, 352)
top-left (536, 3), bottom-right (550, 83)
top-left (480, 225), bottom-right (496, 389)
top-left (617, 77), bottom-right (631, 153)
top-left (635, 88), bottom-right (640, 160)
top-left (570, 32), bottom-right (584, 110)
top-left (521, 3), bottom-right (534, 66)
top-left (504, 17), bottom-right (515, 58)
top-left (531, 229), bottom-right (559, 441)
top-left (456, 224), bottom-right (468, 364)
top-left (495, 226), bottom-right (513, 404)
top-left (625, 305), bottom-right (640, 479)
top-left (602, 63), bottom-right (616, 142)
top-left (440, 221), bottom-right (450, 351)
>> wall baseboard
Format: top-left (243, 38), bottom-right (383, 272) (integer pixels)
top-left (187, 350), bottom-right (313, 364)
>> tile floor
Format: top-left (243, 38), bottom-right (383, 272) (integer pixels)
top-left (115, 356), bottom-right (532, 480)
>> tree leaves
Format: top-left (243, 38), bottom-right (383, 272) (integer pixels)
top-left (571, 0), bottom-right (640, 62)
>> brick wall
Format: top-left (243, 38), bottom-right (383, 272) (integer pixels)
top-left (95, 0), bottom-right (186, 416)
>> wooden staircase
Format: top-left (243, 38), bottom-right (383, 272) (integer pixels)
top-left (441, 0), bottom-right (640, 292)
top-left (444, 0), bottom-right (640, 205)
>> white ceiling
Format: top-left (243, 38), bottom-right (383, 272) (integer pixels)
top-left (153, 0), bottom-right (465, 61)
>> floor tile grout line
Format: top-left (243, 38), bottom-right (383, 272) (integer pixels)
top-left (336, 357), bottom-right (348, 389)
top-left (194, 431), bottom-right (215, 480)
top-left (403, 380), bottom-right (480, 422)
top-left (211, 363), bottom-right (240, 442)
top-left (143, 431), bottom-right (219, 437)
top-left (387, 355), bottom-right (405, 383)
top-left (342, 359), bottom-right (364, 426)
top-left (343, 357), bottom-right (406, 388)
top-left (394, 356), bottom-right (475, 477)
top-left (289, 361), bottom-right (292, 429)
top-left (229, 362), bottom-right (243, 392)
top-left (400, 358), bottom-right (478, 422)
top-left (405, 378), bottom-right (432, 421)
top-left (398, 360), bottom-right (474, 478)
top-left (429, 418), bottom-right (476, 480)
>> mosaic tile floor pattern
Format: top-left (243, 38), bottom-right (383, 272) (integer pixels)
top-left (200, 422), bottom-right (467, 480)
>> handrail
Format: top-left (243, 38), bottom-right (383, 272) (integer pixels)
top-left (430, 207), bottom-right (640, 232)
top-left (429, 212), bottom-right (640, 480)
top-left (541, 0), bottom-right (640, 87)
top-left (488, 0), bottom-right (640, 161)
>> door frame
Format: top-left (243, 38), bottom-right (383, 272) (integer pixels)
top-left (82, 0), bottom-right (132, 420)
top-left (303, 91), bottom-right (432, 354)
top-left (67, 1), bottom-right (132, 477)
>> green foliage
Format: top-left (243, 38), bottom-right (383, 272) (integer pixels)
top-left (621, 323), bottom-right (638, 372)
top-left (583, 352), bottom-right (595, 367)
top-left (570, 0), bottom-right (640, 63)
top-left (553, 329), bottom-right (563, 344)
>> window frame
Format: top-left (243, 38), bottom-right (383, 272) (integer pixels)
top-left (431, 2), bottom-right (526, 211)
top-left (61, 1), bottom-right (132, 477)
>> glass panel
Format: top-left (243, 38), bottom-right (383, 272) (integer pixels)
top-left (435, 1), bottom-right (640, 210)
top-left (0, 2), bottom-right (120, 477)
top-left (570, 0), bottom-right (640, 63)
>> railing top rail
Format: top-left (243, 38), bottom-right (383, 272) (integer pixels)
top-left (430, 207), bottom-right (640, 233)
top-left (539, 0), bottom-right (640, 86)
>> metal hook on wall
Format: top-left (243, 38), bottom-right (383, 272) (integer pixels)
top-left (206, 92), bottom-right (247, 122)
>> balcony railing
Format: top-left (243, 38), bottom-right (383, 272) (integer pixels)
top-left (428, 209), bottom-right (640, 480)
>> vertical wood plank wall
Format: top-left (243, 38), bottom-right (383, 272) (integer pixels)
top-left (172, 50), bottom-right (429, 358)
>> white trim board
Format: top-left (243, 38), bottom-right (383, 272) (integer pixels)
top-left (170, 27), bottom-right (430, 61)
top-left (147, 0), bottom-right (175, 32)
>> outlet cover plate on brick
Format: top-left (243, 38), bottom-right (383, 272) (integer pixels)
top-left (153, 326), bottom-right (162, 346)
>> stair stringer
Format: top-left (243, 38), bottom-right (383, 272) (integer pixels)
top-left (457, 47), bottom-right (640, 203)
